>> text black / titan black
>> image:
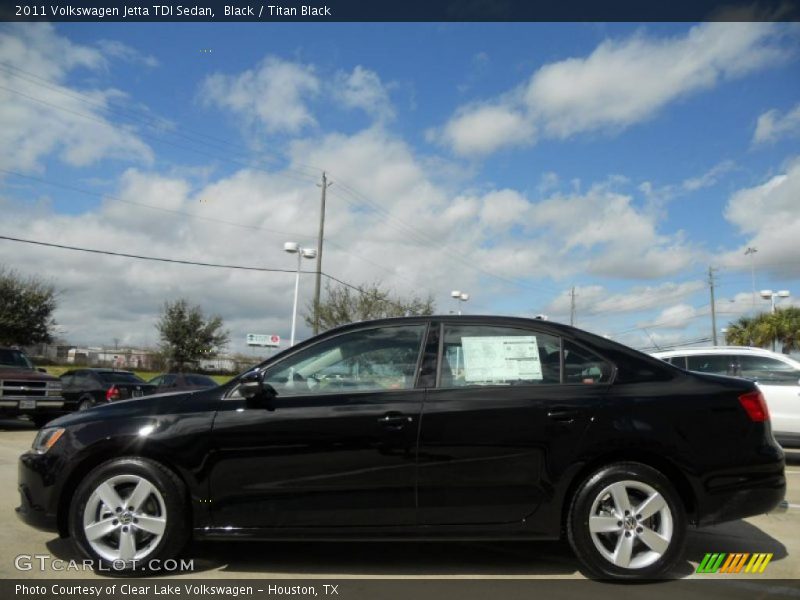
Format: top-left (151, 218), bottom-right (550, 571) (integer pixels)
top-left (17, 316), bottom-right (785, 580)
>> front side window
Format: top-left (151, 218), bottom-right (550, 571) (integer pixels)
top-left (738, 355), bottom-right (800, 385)
top-left (260, 324), bottom-right (426, 396)
top-left (440, 324), bottom-right (561, 387)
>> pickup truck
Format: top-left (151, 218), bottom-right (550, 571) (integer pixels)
top-left (0, 347), bottom-right (63, 428)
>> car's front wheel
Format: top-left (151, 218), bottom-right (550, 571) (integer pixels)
top-left (68, 457), bottom-right (189, 573)
top-left (567, 462), bottom-right (687, 580)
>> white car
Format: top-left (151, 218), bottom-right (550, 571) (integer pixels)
top-left (652, 346), bottom-right (800, 448)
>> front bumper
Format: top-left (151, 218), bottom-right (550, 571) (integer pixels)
top-left (16, 451), bottom-right (62, 533)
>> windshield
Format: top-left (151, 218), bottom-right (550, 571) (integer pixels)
top-left (0, 349), bottom-right (34, 370)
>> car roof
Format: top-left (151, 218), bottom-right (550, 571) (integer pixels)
top-left (652, 346), bottom-right (800, 364)
top-left (278, 314), bottom-right (671, 375)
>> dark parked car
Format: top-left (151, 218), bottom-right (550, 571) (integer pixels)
top-left (18, 316), bottom-right (785, 579)
top-left (59, 369), bottom-right (156, 411)
top-left (146, 373), bottom-right (218, 395)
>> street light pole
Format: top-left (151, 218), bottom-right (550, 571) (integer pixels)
top-left (745, 247), bottom-right (757, 314)
top-left (450, 290), bottom-right (470, 315)
top-left (284, 242), bottom-right (317, 347)
top-left (759, 289), bottom-right (791, 352)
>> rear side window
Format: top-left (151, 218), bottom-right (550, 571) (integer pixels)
top-left (99, 372), bottom-right (144, 384)
top-left (686, 355), bottom-right (735, 375)
top-left (440, 324), bottom-right (561, 387)
top-left (563, 341), bottom-right (613, 384)
top-left (738, 355), bottom-right (800, 385)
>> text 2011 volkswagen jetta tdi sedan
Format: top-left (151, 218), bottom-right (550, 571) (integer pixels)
top-left (17, 316), bottom-right (785, 579)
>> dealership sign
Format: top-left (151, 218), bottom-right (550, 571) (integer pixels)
top-left (246, 334), bottom-right (280, 347)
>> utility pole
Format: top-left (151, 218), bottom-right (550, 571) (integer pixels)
top-left (708, 266), bottom-right (718, 346)
top-left (745, 246), bottom-right (757, 314)
top-left (312, 172), bottom-right (333, 335)
top-left (569, 286), bottom-right (576, 326)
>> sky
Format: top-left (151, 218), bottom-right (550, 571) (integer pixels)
top-left (1, 21), bottom-right (799, 355)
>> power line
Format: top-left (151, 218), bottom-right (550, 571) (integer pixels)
top-left (0, 168), bottom-right (424, 286)
top-left (0, 234), bottom-right (304, 273)
top-left (0, 234), bottom-right (419, 309)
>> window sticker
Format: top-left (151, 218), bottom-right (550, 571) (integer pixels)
top-left (461, 336), bottom-right (543, 383)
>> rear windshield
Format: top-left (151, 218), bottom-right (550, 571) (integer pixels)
top-left (98, 372), bottom-right (145, 384)
top-left (0, 349), bottom-right (33, 369)
top-left (186, 375), bottom-right (216, 386)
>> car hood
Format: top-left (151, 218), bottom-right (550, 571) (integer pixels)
top-left (48, 389), bottom-right (206, 428)
top-left (0, 366), bottom-right (59, 381)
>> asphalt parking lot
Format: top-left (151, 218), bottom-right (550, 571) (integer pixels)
top-left (0, 420), bottom-right (798, 581)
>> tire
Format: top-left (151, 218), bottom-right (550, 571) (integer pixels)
top-left (567, 462), bottom-right (687, 580)
top-left (77, 397), bottom-right (94, 411)
top-left (68, 457), bottom-right (190, 573)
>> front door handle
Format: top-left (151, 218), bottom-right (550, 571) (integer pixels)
top-left (547, 408), bottom-right (580, 423)
top-left (379, 413), bottom-right (413, 430)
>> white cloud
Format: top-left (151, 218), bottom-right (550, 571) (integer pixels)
top-left (96, 40), bottom-right (159, 68)
top-left (431, 101), bottom-right (535, 156)
top-left (530, 185), bottom-right (697, 279)
top-left (434, 23), bottom-right (790, 156)
top-left (0, 24), bottom-right (153, 173)
top-left (201, 56), bottom-right (320, 134)
top-left (719, 157), bottom-right (800, 278)
top-left (333, 66), bottom-right (394, 122)
top-left (681, 160), bottom-right (736, 191)
top-left (545, 281), bottom-right (705, 318)
top-left (753, 102), bottom-right (800, 144)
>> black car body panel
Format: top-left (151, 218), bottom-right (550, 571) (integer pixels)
top-left (18, 316), bottom-right (785, 544)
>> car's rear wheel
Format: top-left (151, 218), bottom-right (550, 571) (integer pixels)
top-left (77, 397), bottom-right (93, 411)
top-left (68, 457), bottom-right (189, 573)
top-left (567, 462), bottom-right (686, 580)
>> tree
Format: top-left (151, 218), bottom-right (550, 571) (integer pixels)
top-left (725, 307), bottom-right (800, 353)
top-left (305, 281), bottom-right (435, 332)
top-left (156, 299), bottom-right (230, 371)
top-left (724, 315), bottom-right (757, 347)
top-left (0, 266), bottom-right (58, 346)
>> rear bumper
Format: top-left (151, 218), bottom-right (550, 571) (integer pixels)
top-left (696, 459), bottom-right (786, 526)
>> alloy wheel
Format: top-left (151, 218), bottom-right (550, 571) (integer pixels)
top-left (82, 474), bottom-right (167, 563)
top-left (587, 479), bottom-right (673, 570)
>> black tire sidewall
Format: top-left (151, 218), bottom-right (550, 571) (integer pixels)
top-left (567, 462), bottom-right (687, 580)
top-left (68, 457), bottom-right (188, 573)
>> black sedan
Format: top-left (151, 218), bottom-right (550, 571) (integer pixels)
top-left (59, 368), bottom-right (156, 411)
top-left (18, 316), bottom-right (785, 579)
top-left (146, 372), bottom-right (218, 395)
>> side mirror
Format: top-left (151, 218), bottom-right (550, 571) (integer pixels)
top-left (239, 370), bottom-right (263, 399)
top-left (239, 370), bottom-right (278, 407)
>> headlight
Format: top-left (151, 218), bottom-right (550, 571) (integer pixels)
top-left (32, 428), bottom-right (65, 454)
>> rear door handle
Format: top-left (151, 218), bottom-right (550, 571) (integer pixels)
top-left (378, 413), bottom-right (413, 430)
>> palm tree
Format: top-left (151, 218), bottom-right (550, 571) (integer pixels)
top-left (772, 307), bottom-right (800, 354)
top-left (725, 315), bottom-right (757, 346)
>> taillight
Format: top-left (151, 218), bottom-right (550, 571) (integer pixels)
top-left (106, 385), bottom-right (120, 402)
top-left (739, 390), bottom-right (769, 422)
